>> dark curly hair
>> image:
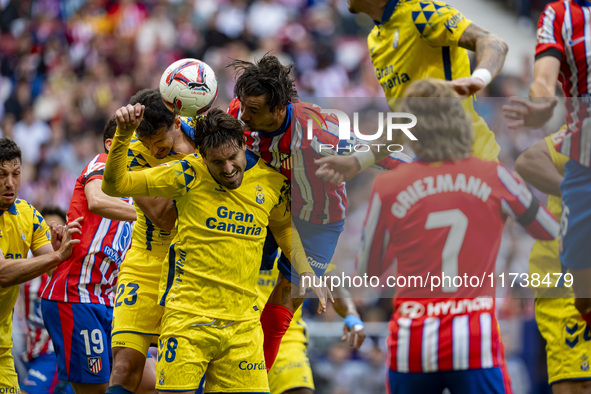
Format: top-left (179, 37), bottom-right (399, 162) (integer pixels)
top-left (229, 54), bottom-right (298, 112)
top-left (0, 138), bottom-right (22, 166)
top-left (192, 108), bottom-right (245, 158)
top-left (130, 89), bottom-right (176, 138)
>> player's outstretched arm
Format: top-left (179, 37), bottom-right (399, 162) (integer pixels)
top-left (330, 283), bottom-right (366, 349)
top-left (85, 178), bottom-right (136, 222)
top-left (503, 56), bottom-right (560, 129)
top-left (0, 217), bottom-right (82, 287)
top-left (498, 165), bottom-right (559, 240)
top-left (102, 104), bottom-right (151, 198)
top-left (515, 139), bottom-right (563, 196)
top-left (451, 24), bottom-right (508, 96)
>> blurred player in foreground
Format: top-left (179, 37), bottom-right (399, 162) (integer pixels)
top-left (103, 106), bottom-right (312, 393)
top-left (502, 0), bottom-right (591, 324)
top-left (19, 206), bottom-right (73, 394)
top-left (358, 79), bottom-right (559, 394)
top-left (40, 119), bottom-right (147, 394)
top-left (0, 138), bottom-right (81, 392)
top-left (515, 129), bottom-right (591, 393)
top-left (228, 54), bottom-right (409, 370)
top-left (106, 89), bottom-right (198, 394)
top-left (316, 0), bottom-right (508, 183)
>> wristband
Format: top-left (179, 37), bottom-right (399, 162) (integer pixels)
top-left (352, 150), bottom-right (376, 170)
top-left (344, 315), bottom-right (365, 332)
top-left (471, 68), bottom-right (492, 86)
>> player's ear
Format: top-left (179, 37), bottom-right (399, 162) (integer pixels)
top-left (104, 138), bottom-right (112, 153)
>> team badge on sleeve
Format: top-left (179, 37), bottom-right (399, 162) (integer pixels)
top-left (255, 186), bottom-right (265, 204)
top-left (88, 356), bottom-right (102, 374)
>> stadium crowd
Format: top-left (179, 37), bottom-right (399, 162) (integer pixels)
top-left (0, 0), bottom-right (573, 393)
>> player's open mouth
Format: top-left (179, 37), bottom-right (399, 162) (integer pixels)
top-left (2, 193), bottom-right (14, 198)
top-left (225, 170), bottom-right (238, 180)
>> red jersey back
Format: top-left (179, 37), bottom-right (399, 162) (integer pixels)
top-left (41, 153), bottom-right (134, 306)
top-left (357, 157), bottom-right (558, 372)
top-left (536, 0), bottom-right (591, 165)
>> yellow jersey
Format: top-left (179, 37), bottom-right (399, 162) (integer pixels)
top-left (368, 0), bottom-right (500, 160)
top-left (0, 200), bottom-right (51, 349)
top-left (256, 266), bottom-right (307, 344)
top-left (126, 118), bottom-right (197, 255)
top-left (529, 128), bottom-right (569, 297)
top-left (104, 131), bottom-right (292, 321)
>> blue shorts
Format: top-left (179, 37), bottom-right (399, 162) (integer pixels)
top-left (559, 160), bottom-right (591, 270)
top-left (278, 218), bottom-right (344, 286)
top-left (41, 300), bottom-right (113, 384)
top-left (20, 354), bottom-right (59, 394)
top-left (388, 367), bottom-right (509, 394)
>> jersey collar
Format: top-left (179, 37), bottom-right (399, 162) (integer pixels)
top-left (379, 0), bottom-right (400, 25)
top-left (259, 103), bottom-right (293, 138)
top-left (574, 0), bottom-right (591, 6)
top-left (1, 202), bottom-right (18, 215)
top-left (245, 149), bottom-right (259, 171)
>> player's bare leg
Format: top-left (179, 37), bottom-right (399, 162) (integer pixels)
top-left (110, 347), bottom-right (152, 393)
top-left (284, 389), bottom-right (314, 394)
top-left (70, 382), bottom-right (108, 394)
top-left (137, 355), bottom-right (157, 394)
top-left (552, 379), bottom-right (591, 394)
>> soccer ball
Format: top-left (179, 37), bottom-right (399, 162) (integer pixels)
top-left (159, 58), bottom-right (218, 117)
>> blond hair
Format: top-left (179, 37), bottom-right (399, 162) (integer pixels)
top-left (398, 79), bottom-right (474, 162)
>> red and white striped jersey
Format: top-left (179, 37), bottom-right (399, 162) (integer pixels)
top-left (357, 157), bottom-right (559, 372)
top-left (228, 98), bottom-right (410, 225)
top-left (21, 275), bottom-right (53, 361)
top-left (536, 0), bottom-right (591, 166)
top-left (41, 153), bottom-right (134, 306)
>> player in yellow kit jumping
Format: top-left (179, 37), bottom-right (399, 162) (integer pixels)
top-left (103, 106), bottom-right (313, 393)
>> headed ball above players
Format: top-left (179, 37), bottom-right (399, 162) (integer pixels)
top-left (159, 58), bottom-right (218, 117)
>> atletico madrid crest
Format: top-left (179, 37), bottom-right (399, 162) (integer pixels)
top-left (88, 356), bottom-right (102, 374)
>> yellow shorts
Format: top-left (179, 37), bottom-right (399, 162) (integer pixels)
top-left (268, 341), bottom-right (314, 394)
top-left (0, 347), bottom-right (19, 391)
top-left (112, 245), bottom-right (166, 356)
top-left (156, 309), bottom-right (268, 393)
top-left (536, 297), bottom-right (591, 384)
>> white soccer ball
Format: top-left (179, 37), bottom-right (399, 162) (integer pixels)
top-left (159, 58), bottom-right (218, 116)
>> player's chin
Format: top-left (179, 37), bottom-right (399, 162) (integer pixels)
top-left (0, 196), bottom-right (15, 209)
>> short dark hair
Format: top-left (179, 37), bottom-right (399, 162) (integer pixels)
top-left (130, 89), bottom-right (176, 138)
top-left (103, 116), bottom-right (118, 153)
top-left (0, 138), bottom-right (22, 166)
top-left (229, 54), bottom-right (297, 112)
top-left (40, 205), bottom-right (67, 224)
top-left (193, 108), bottom-right (245, 158)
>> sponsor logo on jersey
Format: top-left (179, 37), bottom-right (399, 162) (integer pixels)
top-left (392, 29), bottom-right (400, 49)
top-left (399, 298), bottom-right (494, 318)
top-left (205, 206), bottom-right (262, 236)
top-left (445, 13), bottom-right (464, 32)
top-left (88, 356), bottom-right (102, 374)
top-left (307, 255), bottom-right (329, 272)
top-left (398, 301), bottom-right (426, 318)
top-left (239, 360), bottom-right (266, 371)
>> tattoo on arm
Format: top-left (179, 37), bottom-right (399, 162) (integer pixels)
top-left (458, 24), bottom-right (508, 77)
